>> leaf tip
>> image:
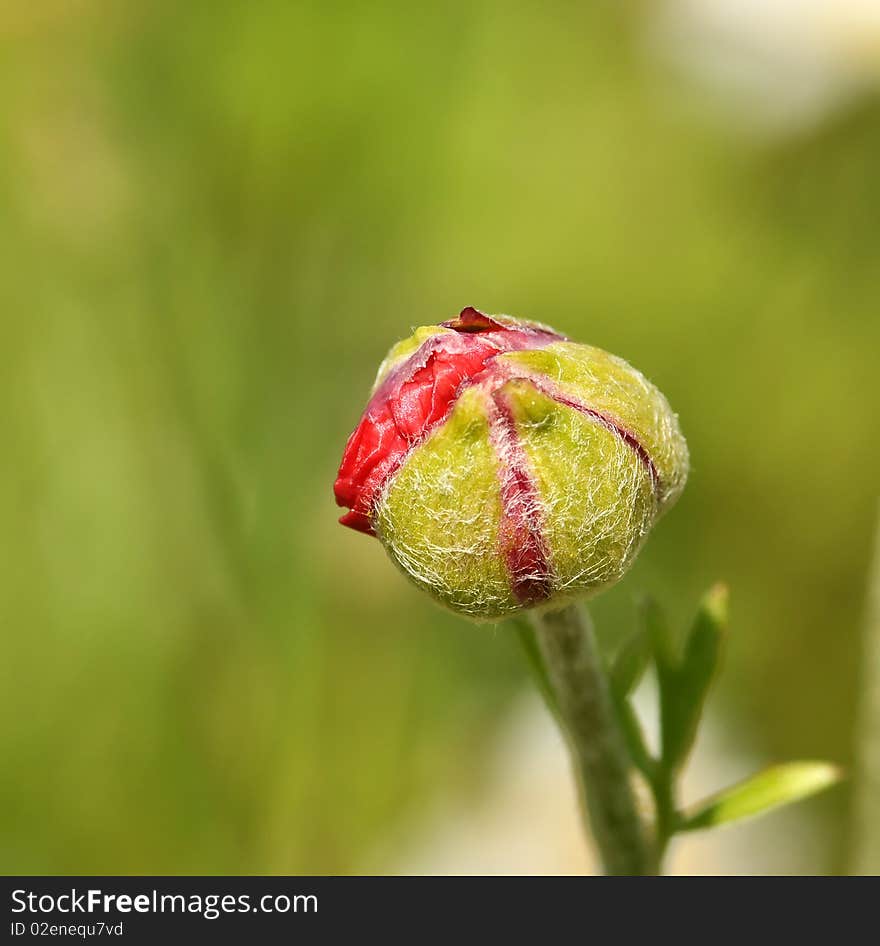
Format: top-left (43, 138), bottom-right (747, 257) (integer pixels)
top-left (702, 582), bottom-right (729, 627)
top-left (794, 759), bottom-right (844, 790)
top-left (679, 758), bottom-right (843, 834)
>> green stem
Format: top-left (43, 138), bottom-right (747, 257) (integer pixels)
top-left (651, 766), bottom-right (677, 870)
top-left (531, 603), bottom-right (655, 875)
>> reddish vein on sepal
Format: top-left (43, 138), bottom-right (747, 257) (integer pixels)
top-left (487, 390), bottom-right (554, 606)
top-left (493, 371), bottom-right (662, 494)
top-left (540, 388), bottom-right (660, 492)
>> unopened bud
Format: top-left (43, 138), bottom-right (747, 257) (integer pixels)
top-left (335, 307), bottom-right (688, 621)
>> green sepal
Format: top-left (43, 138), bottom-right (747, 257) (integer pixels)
top-left (679, 761), bottom-right (842, 832)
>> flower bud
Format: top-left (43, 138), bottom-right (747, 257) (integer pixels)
top-left (335, 307), bottom-right (688, 621)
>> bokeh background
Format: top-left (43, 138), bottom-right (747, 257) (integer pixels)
top-left (2, 0), bottom-right (879, 875)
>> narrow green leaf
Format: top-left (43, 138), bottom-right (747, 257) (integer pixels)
top-left (679, 761), bottom-right (843, 832)
top-left (611, 691), bottom-right (655, 780)
top-left (511, 617), bottom-right (560, 721)
top-left (611, 625), bottom-right (651, 697)
top-left (640, 594), bottom-right (676, 676)
top-left (661, 583), bottom-right (728, 770)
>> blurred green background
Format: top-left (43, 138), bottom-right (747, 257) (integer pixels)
top-left (1, 0), bottom-right (878, 874)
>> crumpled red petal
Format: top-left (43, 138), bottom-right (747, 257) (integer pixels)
top-left (334, 308), bottom-right (563, 535)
